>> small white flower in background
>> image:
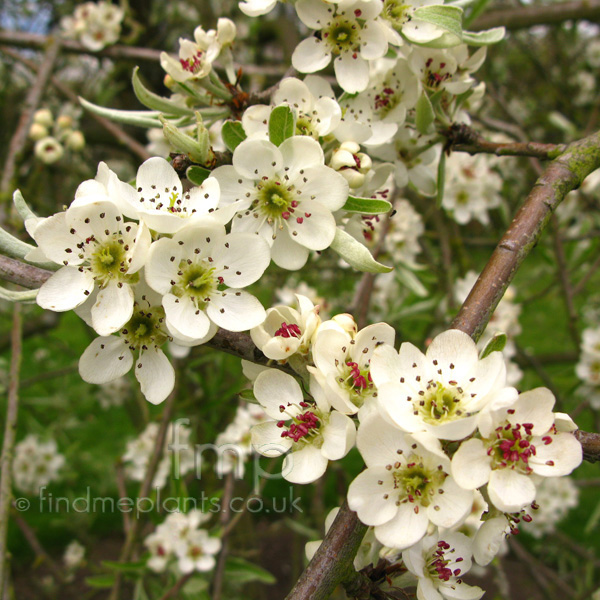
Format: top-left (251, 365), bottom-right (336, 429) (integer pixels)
top-left (78, 283), bottom-right (177, 405)
top-left (522, 476), bottom-right (579, 538)
top-left (212, 136), bottom-right (349, 270)
top-left (402, 532), bottom-right (483, 600)
top-left (379, 0), bottom-right (450, 46)
top-left (144, 221), bottom-right (270, 344)
top-left (118, 157), bottom-right (222, 234)
top-left (63, 541), bottom-right (85, 570)
top-left (145, 510), bottom-right (219, 574)
top-left (33, 198), bottom-right (151, 336)
top-left (292, 0), bottom-right (388, 94)
top-left (12, 435), bottom-right (65, 495)
top-left (451, 387), bottom-right (582, 513)
top-left (123, 421), bottom-right (194, 488)
top-left (250, 294), bottom-right (321, 361)
top-left (161, 18), bottom-right (237, 83)
top-left (96, 376), bottom-right (130, 409)
top-left (348, 414), bottom-right (473, 550)
top-left (442, 153), bottom-right (502, 226)
top-left (370, 329), bottom-right (515, 441)
top-left (308, 318), bottom-right (395, 416)
top-left (34, 137), bottom-right (64, 164)
top-left (215, 403), bottom-right (268, 477)
top-left (383, 198), bottom-right (425, 267)
top-left (251, 369), bottom-right (356, 484)
top-left (243, 76), bottom-right (342, 141)
top-left (61, 2), bottom-right (124, 51)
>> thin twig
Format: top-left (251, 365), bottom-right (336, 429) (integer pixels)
top-left (157, 573), bottom-right (194, 600)
top-left (0, 305), bottom-right (23, 592)
top-left (573, 252), bottom-right (600, 296)
top-left (10, 508), bottom-right (65, 583)
top-left (1, 37), bottom-right (61, 196)
top-left (115, 461), bottom-right (131, 534)
top-left (212, 472), bottom-right (235, 600)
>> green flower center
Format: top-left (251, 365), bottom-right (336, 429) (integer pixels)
top-left (392, 454), bottom-right (446, 507)
top-left (254, 179), bottom-right (296, 222)
top-left (323, 17), bottom-right (360, 54)
top-left (338, 360), bottom-right (373, 408)
top-left (122, 305), bottom-right (168, 351)
top-left (91, 239), bottom-right (128, 282)
top-left (173, 260), bottom-right (218, 307)
top-left (418, 382), bottom-right (464, 425)
top-left (382, 0), bottom-right (412, 29)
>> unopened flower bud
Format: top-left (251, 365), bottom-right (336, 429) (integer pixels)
top-left (340, 169), bottom-right (365, 189)
top-left (29, 123), bottom-right (48, 141)
top-left (330, 148), bottom-right (356, 171)
top-left (159, 115), bottom-right (212, 165)
top-left (331, 313), bottom-right (357, 335)
top-left (56, 115), bottom-right (74, 130)
top-left (33, 108), bottom-right (53, 128)
top-left (34, 137), bottom-right (64, 164)
top-left (163, 74), bottom-right (176, 90)
top-left (66, 130), bottom-right (86, 151)
top-left (217, 18), bottom-right (237, 46)
top-left (339, 140), bottom-right (360, 154)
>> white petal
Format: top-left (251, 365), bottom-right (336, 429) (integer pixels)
top-left (529, 432), bottom-right (582, 477)
top-left (334, 53), bottom-right (369, 94)
top-left (128, 222), bottom-right (152, 273)
top-left (296, 165), bottom-right (349, 211)
top-left (451, 438), bottom-right (491, 490)
top-left (212, 232), bottom-right (271, 288)
top-left (292, 37), bottom-right (331, 73)
top-left (232, 139), bottom-right (282, 180)
top-left (136, 157), bottom-right (182, 203)
top-left (284, 200), bottom-right (336, 251)
top-left (207, 289), bottom-right (266, 331)
top-left (321, 411), bottom-right (356, 460)
top-left (488, 469), bottom-right (536, 513)
top-left (37, 267), bottom-right (95, 311)
top-left (283, 444), bottom-right (328, 484)
top-left (251, 421), bottom-right (291, 456)
top-left (374, 502), bottom-right (428, 550)
top-left (279, 136), bottom-right (324, 178)
top-left (144, 238), bottom-right (182, 294)
top-left (163, 294), bottom-right (211, 341)
top-left (295, 0), bottom-right (332, 28)
top-left (33, 212), bottom-right (83, 266)
top-left (79, 336), bottom-right (133, 384)
top-left (428, 478), bottom-right (473, 528)
top-left (347, 467), bottom-right (398, 526)
top-left (254, 369), bottom-right (303, 419)
top-left (360, 21), bottom-right (388, 60)
top-left (271, 232), bottom-right (310, 270)
top-left (356, 413), bottom-right (413, 467)
top-left (135, 348), bottom-right (175, 405)
top-left (91, 281), bottom-right (134, 336)
top-left (370, 344), bottom-right (401, 387)
top-left (473, 516), bottom-right (509, 566)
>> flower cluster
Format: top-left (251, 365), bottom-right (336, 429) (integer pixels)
top-left (122, 421), bottom-right (194, 489)
top-left (60, 1), bottom-right (124, 51)
top-left (28, 107), bottom-right (85, 165)
top-left (145, 511), bottom-right (221, 574)
top-left (12, 434), bottom-right (65, 495)
top-left (576, 326), bottom-right (600, 409)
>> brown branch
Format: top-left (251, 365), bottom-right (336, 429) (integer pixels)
top-left (0, 305), bottom-right (22, 592)
top-left (158, 573), bottom-right (194, 600)
top-left (451, 130), bottom-right (600, 340)
top-left (1, 37), bottom-right (61, 196)
top-left (471, 0), bottom-right (600, 31)
top-left (211, 472), bottom-right (235, 600)
top-left (445, 123), bottom-right (565, 160)
top-left (1, 46), bottom-right (152, 162)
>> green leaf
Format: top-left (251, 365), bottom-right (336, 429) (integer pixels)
top-left (413, 5), bottom-right (463, 46)
top-left (415, 92), bottom-right (435, 134)
top-left (79, 96), bottom-right (163, 128)
top-left (0, 226), bottom-right (37, 261)
top-left (436, 151), bottom-right (446, 208)
top-left (462, 27), bottom-right (505, 46)
top-left (342, 195), bottom-right (392, 215)
top-left (159, 116), bottom-right (208, 163)
top-left (86, 575), bottom-right (116, 588)
top-left (132, 67), bottom-right (195, 116)
top-left (0, 287), bottom-right (38, 302)
top-left (268, 105), bottom-right (295, 147)
top-left (186, 166), bottom-right (212, 186)
top-left (238, 388), bottom-right (257, 402)
top-left (395, 265), bottom-right (428, 298)
top-left (479, 333), bottom-right (507, 359)
top-left (13, 190), bottom-right (36, 222)
top-left (330, 228), bottom-right (392, 274)
top-left (221, 120), bottom-right (247, 152)
top-left (224, 557), bottom-right (276, 585)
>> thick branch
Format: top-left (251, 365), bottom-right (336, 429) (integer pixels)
top-left (452, 130), bottom-right (600, 340)
top-left (471, 0), bottom-right (600, 31)
top-left (445, 123), bottom-right (565, 160)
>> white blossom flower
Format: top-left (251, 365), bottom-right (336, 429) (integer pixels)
top-left (78, 283), bottom-right (178, 405)
top-left (144, 221), bottom-right (270, 342)
top-left (160, 19), bottom-right (236, 83)
top-left (370, 329), bottom-right (515, 441)
top-left (292, 0), bottom-right (388, 93)
top-left (12, 435), bottom-right (65, 495)
top-left (212, 136), bottom-right (349, 270)
top-left (348, 414), bottom-right (473, 549)
top-left (174, 529), bottom-right (222, 574)
top-left (34, 200), bottom-right (151, 336)
top-left (380, 0), bottom-right (452, 46)
top-left (242, 76), bottom-right (342, 140)
top-left (250, 294), bottom-right (321, 361)
top-left (61, 2), bottom-right (123, 51)
top-left (251, 369), bottom-right (356, 484)
top-left (451, 387), bottom-right (582, 513)
top-left (34, 137), bottom-right (64, 164)
top-left (402, 532), bottom-right (483, 600)
top-left (308, 320), bottom-right (395, 416)
top-left (118, 157), bottom-right (222, 234)
top-left (63, 541), bottom-right (85, 570)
